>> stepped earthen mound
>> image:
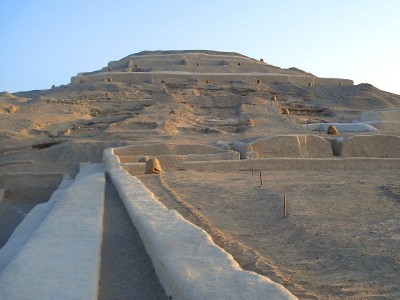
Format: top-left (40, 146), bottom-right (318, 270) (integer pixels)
top-left (71, 50), bottom-right (352, 87)
top-left (2, 48), bottom-right (400, 300)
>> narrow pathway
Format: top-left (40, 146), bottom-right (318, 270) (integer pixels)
top-left (98, 179), bottom-right (167, 300)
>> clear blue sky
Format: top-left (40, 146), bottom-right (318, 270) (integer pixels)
top-left (1, 0), bottom-right (399, 95)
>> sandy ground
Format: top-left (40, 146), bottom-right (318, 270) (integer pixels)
top-left (139, 169), bottom-right (400, 299)
top-left (98, 180), bottom-right (167, 299)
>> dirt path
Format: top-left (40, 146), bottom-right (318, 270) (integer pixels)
top-left (158, 169), bottom-right (400, 299)
top-left (98, 179), bottom-right (167, 300)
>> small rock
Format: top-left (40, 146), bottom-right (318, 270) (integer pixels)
top-left (6, 105), bottom-right (17, 113)
top-left (145, 158), bottom-right (162, 174)
top-left (169, 109), bottom-right (180, 115)
top-left (63, 129), bottom-right (72, 136)
top-left (327, 125), bottom-right (339, 135)
top-left (246, 119), bottom-right (256, 126)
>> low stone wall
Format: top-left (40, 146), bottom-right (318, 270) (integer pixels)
top-left (246, 135), bottom-right (333, 158)
top-left (332, 135), bottom-right (400, 158)
top-left (113, 143), bottom-right (225, 157)
top-left (363, 121), bottom-right (400, 132)
top-left (305, 123), bottom-right (377, 133)
top-left (178, 158), bottom-right (400, 172)
top-left (361, 109), bottom-right (400, 122)
top-left (121, 151), bottom-right (239, 166)
top-left (121, 151), bottom-right (240, 174)
top-left (103, 148), bottom-right (121, 170)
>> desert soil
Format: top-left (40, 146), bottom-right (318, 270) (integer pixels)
top-left (139, 169), bottom-right (400, 299)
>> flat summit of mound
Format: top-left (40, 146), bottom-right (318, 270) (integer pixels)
top-left (125, 49), bottom-right (249, 58)
top-left (79, 49), bottom-right (312, 75)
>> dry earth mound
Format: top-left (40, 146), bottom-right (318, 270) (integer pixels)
top-left (72, 50), bottom-right (352, 87)
top-left (1, 49), bottom-right (400, 300)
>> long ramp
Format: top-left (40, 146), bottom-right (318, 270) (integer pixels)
top-left (0, 163), bottom-right (105, 299)
top-left (107, 165), bottom-right (297, 299)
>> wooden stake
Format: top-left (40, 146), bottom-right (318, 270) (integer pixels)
top-left (283, 195), bottom-right (287, 218)
top-left (252, 164), bottom-right (254, 177)
top-left (259, 171), bottom-right (263, 187)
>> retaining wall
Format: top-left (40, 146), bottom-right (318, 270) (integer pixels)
top-left (178, 158), bottom-right (400, 172)
top-left (110, 53), bottom-right (257, 66)
top-left (305, 123), bottom-right (377, 133)
top-left (120, 150), bottom-right (240, 175)
top-left (113, 143), bottom-right (225, 157)
top-left (246, 135), bottom-right (333, 158)
top-left (72, 71), bottom-right (353, 86)
top-left (103, 148), bottom-right (297, 299)
top-left (361, 109), bottom-right (400, 122)
top-left (332, 135), bottom-right (400, 158)
top-left (111, 58), bottom-right (279, 72)
top-left (362, 121), bottom-right (400, 132)
top-left (120, 152), bottom-right (240, 167)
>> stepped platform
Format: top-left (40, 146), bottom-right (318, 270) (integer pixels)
top-left (71, 50), bottom-right (353, 87)
top-left (72, 71), bottom-right (352, 86)
top-left (178, 157), bottom-right (400, 172)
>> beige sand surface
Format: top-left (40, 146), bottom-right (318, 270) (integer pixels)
top-left (139, 169), bottom-right (399, 299)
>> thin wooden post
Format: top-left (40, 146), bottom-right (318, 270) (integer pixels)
top-left (283, 195), bottom-right (287, 218)
top-left (259, 171), bottom-right (263, 187)
top-left (252, 164), bottom-right (254, 177)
